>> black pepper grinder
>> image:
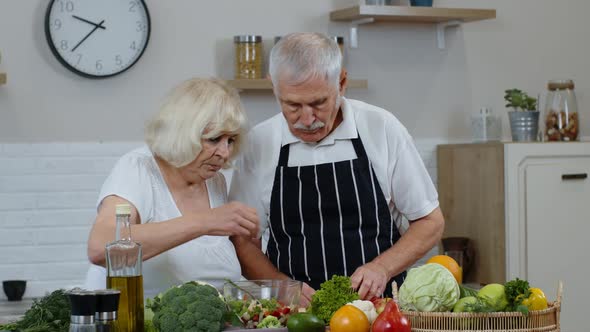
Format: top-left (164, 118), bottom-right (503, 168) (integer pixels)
top-left (67, 289), bottom-right (97, 332)
top-left (95, 289), bottom-right (121, 332)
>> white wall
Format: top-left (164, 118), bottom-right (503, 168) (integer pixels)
top-left (1, 0), bottom-right (590, 297)
top-left (0, 142), bottom-right (139, 299)
top-left (1, 0), bottom-right (589, 142)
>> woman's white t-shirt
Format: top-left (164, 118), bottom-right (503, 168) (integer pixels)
top-left (83, 146), bottom-right (241, 297)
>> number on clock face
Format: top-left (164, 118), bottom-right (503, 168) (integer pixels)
top-left (45, 0), bottom-right (150, 78)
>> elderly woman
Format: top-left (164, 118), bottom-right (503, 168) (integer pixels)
top-left (85, 78), bottom-right (258, 297)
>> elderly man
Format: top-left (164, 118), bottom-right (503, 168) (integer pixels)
top-left (230, 32), bottom-right (444, 304)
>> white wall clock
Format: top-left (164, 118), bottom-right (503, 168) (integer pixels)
top-left (45, 0), bottom-right (151, 79)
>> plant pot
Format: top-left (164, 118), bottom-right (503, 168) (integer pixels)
top-left (508, 110), bottom-right (540, 142)
top-left (3, 280), bottom-right (26, 301)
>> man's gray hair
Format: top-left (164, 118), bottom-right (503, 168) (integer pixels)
top-left (269, 32), bottom-right (342, 94)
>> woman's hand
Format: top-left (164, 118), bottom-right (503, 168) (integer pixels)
top-left (201, 201), bottom-right (259, 238)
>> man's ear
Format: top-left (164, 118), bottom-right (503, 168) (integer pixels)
top-left (339, 69), bottom-right (348, 95)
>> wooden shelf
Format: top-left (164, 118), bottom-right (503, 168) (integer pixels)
top-left (0, 73), bottom-right (6, 85)
top-left (330, 5), bottom-right (495, 49)
top-left (227, 79), bottom-right (368, 91)
top-left (330, 5), bottom-right (496, 23)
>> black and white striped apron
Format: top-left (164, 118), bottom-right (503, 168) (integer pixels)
top-left (266, 134), bottom-right (406, 295)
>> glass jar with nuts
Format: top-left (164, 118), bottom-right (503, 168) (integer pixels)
top-left (234, 35), bottom-right (263, 79)
top-left (543, 79), bottom-right (580, 141)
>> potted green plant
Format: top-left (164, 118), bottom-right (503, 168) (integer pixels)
top-left (505, 88), bottom-right (540, 141)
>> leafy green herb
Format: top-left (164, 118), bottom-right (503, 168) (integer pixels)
top-left (310, 275), bottom-right (359, 323)
top-left (459, 284), bottom-right (479, 298)
top-left (463, 297), bottom-right (497, 313)
top-left (504, 278), bottom-right (531, 314)
top-left (0, 289), bottom-right (70, 332)
top-left (504, 89), bottom-right (537, 111)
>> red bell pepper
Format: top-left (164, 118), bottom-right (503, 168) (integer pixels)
top-left (371, 301), bottom-right (411, 332)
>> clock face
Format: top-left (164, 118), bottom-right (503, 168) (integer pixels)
top-left (45, 0), bottom-right (150, 78)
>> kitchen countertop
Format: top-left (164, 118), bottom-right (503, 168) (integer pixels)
top-left (0, 299), bottom-right (33, 325)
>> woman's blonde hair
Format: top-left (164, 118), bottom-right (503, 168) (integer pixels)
top-left (145, 78), bottom-right (247, 168)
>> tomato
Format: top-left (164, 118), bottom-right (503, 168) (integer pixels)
top-left (287, 312), bottom-right (324, 332)
top-left (329, 305), bottom-right (370, 332)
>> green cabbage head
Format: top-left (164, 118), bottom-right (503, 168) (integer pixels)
top-left (398, 263), bottom-right (460, 312)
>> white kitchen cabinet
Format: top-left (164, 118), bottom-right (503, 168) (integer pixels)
top-left (438, 142), bottom-right (590, 332)
top-left (506, 144), bottom-right (589, 332)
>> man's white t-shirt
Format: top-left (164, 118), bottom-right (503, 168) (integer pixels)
top-left (229, 97), bottom-right (439, 239)
top-left (84, 146), bottom-right (241, 297)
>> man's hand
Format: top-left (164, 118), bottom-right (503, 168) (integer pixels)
top-left (350, 261), bottom-right (389, 300)
top-left (300, 282), bottom-right (315, 308)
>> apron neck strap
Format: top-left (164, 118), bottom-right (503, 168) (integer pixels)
top-left (278, 143), bottom-right (290, 167)
top-left (278, 132), bottom-right (367, 167)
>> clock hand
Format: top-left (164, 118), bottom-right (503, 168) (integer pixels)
top-left (72, 15), bottom-right (106, 30)
top-left (71, 19), bottom-right (106, 52)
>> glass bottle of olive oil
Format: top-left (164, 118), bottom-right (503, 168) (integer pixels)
top-left (105, 204), bottom-right (144, 332)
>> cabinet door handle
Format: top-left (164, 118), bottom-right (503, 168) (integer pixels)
top-left (562, 173), bottom-right (588, 180)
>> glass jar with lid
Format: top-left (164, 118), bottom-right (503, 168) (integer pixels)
top-left (234, 35), bottom-right (263, 79)
top-left (543, 79), bottom-right (580, 141)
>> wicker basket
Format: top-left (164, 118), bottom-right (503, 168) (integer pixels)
top-left (395, 281), bottom-right (562, 332)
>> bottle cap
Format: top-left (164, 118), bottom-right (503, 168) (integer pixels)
top-left (234, 35), bottom-right (262, 43)
top-left (66, 289), bottom-right (97, 317)
top-left (115, 204), bottom-right (131, 215)
top-left (548, 79), bottom-right (574, 90)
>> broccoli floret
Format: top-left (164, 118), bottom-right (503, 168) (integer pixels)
top-left (144, 319), bottom-right (157, 332)
top-left (257, 315), bottom-right (282, 328)
top-left (147, 281), bottom-right (227, 332)
top-left (259, 298), bottom-right (279, 311)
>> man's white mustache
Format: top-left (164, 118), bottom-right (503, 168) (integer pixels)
top-left (294, 121), bottom-right (325, 131)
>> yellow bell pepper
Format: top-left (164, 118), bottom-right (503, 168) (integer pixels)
top-left (521, 288), bottom-right (548, 311)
